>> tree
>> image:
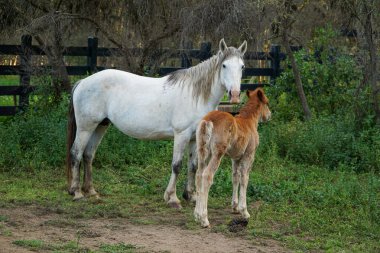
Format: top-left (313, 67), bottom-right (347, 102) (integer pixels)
top-left (270, 0), bottom-right (312, 120)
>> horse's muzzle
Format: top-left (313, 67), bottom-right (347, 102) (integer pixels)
top-left (229, 90), bottom-right (240, 104)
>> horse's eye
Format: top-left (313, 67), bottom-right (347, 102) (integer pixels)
top-left (222, 64), bottom-right (226, 68)
top-left (242, 65), bottom-right (245, 69)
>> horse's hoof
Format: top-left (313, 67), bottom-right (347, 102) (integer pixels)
top-left (68, 188), bottom-right (75, 196)
top-left (168, 202), bottom-right (182, 209)
top-left (183, 191), bottom-right (196, 202)
top-left (84, 189), bottom-right (99, 199)
top-left (182, 191), bottom-right (190, 201)
top-left (73, 192), bottom-right (85, 201)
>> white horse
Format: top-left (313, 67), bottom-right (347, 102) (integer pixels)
top-left (66, 39), bottom-right (247, 208)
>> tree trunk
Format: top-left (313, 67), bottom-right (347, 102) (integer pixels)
top-left (34, 34), bottom-right (71, 100)
top-left (282, 31), bottom-right (312, 120)
top-left (362, 0), bottom-right (380, 125)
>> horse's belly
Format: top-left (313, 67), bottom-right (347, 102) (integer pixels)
top-left (111, 112), bottom-right (174, 140)
top-left (119, 126), bottom-right (174, 140)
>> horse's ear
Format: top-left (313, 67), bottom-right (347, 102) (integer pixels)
top-left (257, 89), bottom-right (268, 103)
top-left (238, 40), bottom-right (247, 55)
top-left (246, 90), bottom-right (251, 98)
top-left (219, 38), bottom-right (227, 52)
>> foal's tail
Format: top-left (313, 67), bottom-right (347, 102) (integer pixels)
top-left (66, 81), bottom-right (80, 190)
top-left (196, 120), bottom-right (213, 166)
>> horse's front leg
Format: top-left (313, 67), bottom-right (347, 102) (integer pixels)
top-left (183, 140), bottom-right (197, 202)
top-left (164, 131), bottom-right (191, 209)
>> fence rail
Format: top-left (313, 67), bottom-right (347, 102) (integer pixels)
top-left (0, 35), bottom-right (284, 115)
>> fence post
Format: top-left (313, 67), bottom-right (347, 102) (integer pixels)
top-left (270, 45), bottom-right (281, 84)
top-left (19, 34), bottom-right (32, 109)
top-left (181, 41), bottom-right (193, 68)
top-left (87, 37), bottom-right (98, 74)
top-left (199, 42), bottom-right (212, 61)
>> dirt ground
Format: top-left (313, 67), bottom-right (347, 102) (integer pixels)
top-left (0, 205), bottom-right (289, 253)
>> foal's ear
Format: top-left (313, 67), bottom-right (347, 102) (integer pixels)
top-left (238, 40), bottom-right (247, 55)
top-left (257, 89), bottom-right (268, 103)
top-left (246, 90), bottom-right (251, 98)
top-left (219, 38), bottom-right (228, 52)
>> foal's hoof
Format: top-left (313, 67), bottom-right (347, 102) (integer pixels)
top-left (168, 202), bottom-right (182, 209)
top-left (200, 220), bottom-right (210, 228)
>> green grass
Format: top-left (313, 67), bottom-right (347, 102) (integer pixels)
top-left (99, 243), bottom-right (138, 253)
top-left (12, 239), bottom-right (139, 253)
top-left (1, 152), bottom-right (379, 252)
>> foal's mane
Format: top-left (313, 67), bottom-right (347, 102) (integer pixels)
top-left (237, 89), bottom-right (266, 119)
top-left (167, 47), bottom-right (243, 103)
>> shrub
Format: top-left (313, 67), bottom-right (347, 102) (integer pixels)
top-left (258, 115), bottom-right (380, 172)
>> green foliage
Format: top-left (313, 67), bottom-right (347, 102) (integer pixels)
top-left (0, 97), bottom-right (68, 171)
top-left (258, 115), bottom-right (380, 172)
top-left (270, 25), bottom-right (363, 120)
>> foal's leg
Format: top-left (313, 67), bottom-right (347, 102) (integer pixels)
top-left (164, 131), bottom-right (192, 208)
top-left (231, 159), bottom-right (241, 213)
top-left (183, 140), bottom-right (197, 202)
top-left (194, 151), bottom-right (224, 228)
top-left (69, 128), bottom-right (96, 200)
top-left (237, 151), bottom-right (256, 219)
top-left (82, 124), bottom-right (109, 198)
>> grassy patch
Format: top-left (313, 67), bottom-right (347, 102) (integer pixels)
top-left (13, 239), bottom-right (47, 250)
top-left (99, 243), bottom-right (138, 253)
top-left (12, 239), bottom-right (140, 253)
top-left (1, 157), bottom-right (379, 252)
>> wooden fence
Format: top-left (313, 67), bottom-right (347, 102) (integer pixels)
top-left (0, 35), bottom-right (285, 116)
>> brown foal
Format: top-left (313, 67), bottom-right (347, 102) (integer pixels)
top-left (194, 88), bottom-right (271, 227)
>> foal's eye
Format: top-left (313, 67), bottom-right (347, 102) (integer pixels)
top-left (222, 64), bottom-right (226, 68)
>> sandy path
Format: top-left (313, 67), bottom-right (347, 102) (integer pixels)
top-left (0, 206), bottom-right (289, 253)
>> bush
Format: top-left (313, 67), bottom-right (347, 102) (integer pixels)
top-left (257, 115), bottom-right (380, 172)
top-left (268, 26), bottom-right (363, 121)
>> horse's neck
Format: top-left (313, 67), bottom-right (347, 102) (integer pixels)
top-left (208, 76), bottom-right (225, 106)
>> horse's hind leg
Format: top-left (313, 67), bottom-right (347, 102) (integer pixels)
top-left (69, 128), bottom-right (96, 200)
top-left (164, 131), bottom-right (192, 209)
top-left (194, 151), bottom-right (224, 228)
top-left (237, 150), bottom-right (256, 219)
top-left (231, 159), bottom-right (241, 213)
top-left (82, 124), bottom-right (109, 198)
top-left (183, 140), bottom-right (197, 202)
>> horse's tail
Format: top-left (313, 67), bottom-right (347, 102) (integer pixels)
top-left (196, 120), bottom-right (213, 167)
top-left (66, 81), bottom-right (80, 190)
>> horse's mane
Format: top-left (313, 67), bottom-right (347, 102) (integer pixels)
top-left (167, 47), bottom-right (243, 103)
